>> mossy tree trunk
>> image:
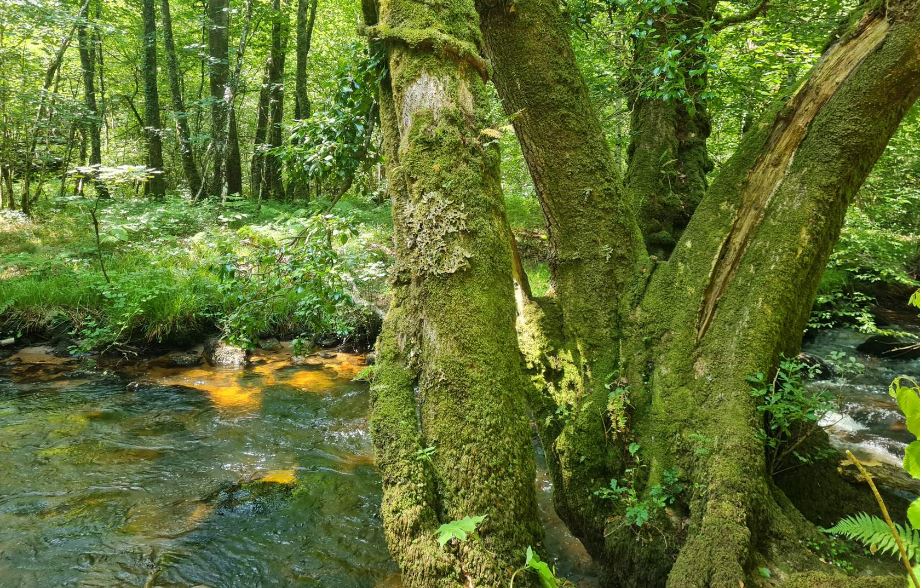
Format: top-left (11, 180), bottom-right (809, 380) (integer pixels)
top-left (206, 0), bottom-right (229, 197)
top-left (476, 0), bottom-right (919, 586)
top-left (77, 0), bottom-right (108, 197)
top-left (624, 0), bottom-right (718, 259)
top-left (364, 0), bottom-right (542, 585)
top-left (292, 0), bottom-right (317, 121)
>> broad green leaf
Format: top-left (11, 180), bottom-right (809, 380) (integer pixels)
top-left (905, 440), bottom-right (920, 480)
top-left (524, 548), bottom-right (558, 588)
top-left (908, 498), bottom-right (920, 530)
top-left (435, 515), bottom-right (486, 547)
top-left (758, 567), bottom-right (771, 578)
top-left (890, 380), bottom-right (920, 438)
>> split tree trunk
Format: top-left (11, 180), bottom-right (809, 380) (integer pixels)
top-left (141, 0), bottom-right (165, 198)
top-left (365, 0), bottom-right (542, 585)
top-left (161, 0), bottom-right (203, 197)
top-left (477, 0), bottom-right (919, 586)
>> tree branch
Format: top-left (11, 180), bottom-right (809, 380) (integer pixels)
top-left (713, 0), bottom-right (769, 31)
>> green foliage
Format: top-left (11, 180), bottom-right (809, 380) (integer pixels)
top-left (435, 515), bottom-right (486, 548)
top-left (825, 351), bottom-right (866, 379)
top-left (280, 42), bottom-right (383, 202)
top-left (826, 513), bottom-right (920, 561)
top-left (0, 195), bottom-right (383, 352)
top-left (890, 376), bottom-right (920, 531)
top-left (827, 373), bottom-right (921, 584)
top-left (510, 546), bottom-right (561, 588)
top-left (748, 356), bottom-right (837, 475)
top-left (414, 446), bottom-right (436, 463)
top-left (594, 465), bottom-right (684, 529)
top-left (804, 536), bottom-right (857, 572)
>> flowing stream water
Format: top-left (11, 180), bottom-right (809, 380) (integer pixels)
top-left (0, 328), bottom-right (915, 587)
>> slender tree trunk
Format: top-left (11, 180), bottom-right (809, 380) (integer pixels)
top-left (141, 0), bottom-right (165, 198)
top-left (251, 0), bottom-right (289, 201)
top-left (161, 0), bottom-right (203, 196)
top-left (478, 0), bottom-right (919, 586)
top-left (363, 0), bottom-right (541, 585)
top-left (20, 0), bottom-right (89, 215)
top-left (77, 0), bottom-right (108, 197)
top-left (293, 0), bottom-right (317, 120)
top-left (222, 0), bottom-right (254, 198)
top-left (207, 0), bottom-right (229, 197)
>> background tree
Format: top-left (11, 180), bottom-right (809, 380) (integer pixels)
top-left (141, 0), bottom-right (165, 197)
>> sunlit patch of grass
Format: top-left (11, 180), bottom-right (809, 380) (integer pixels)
top-left (525, 261), bottom-right (551, 297)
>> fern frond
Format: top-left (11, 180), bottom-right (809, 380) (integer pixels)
top-left (826, 512), bottom-right (920, 561)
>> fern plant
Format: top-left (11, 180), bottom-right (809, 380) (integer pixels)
top-left (826, 513), bottom-right (919, 560)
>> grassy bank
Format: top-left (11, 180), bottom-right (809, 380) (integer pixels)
top-left (0, 194), bottom-right (393, 353)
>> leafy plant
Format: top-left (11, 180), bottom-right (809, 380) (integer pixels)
top-left (415, 446), bottom-right (436, 463)
top-left (594, 466), bottom-right (684, 530)
top-left (749, 356), bottom-right (837, 475)
top-left (509, 546), bottom-right (562, 588)
top-left (827, 513), bottom-right (919, 560)
top-left (825, 351), bottom-right (866, 378)
top-left (435, 515), bottom-right (486, 548)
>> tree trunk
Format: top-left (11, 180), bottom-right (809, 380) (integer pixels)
top-left (478, 0), bottom-right (919, 585)
top-left (161, 0), bottom-right (203, 197)
top-left (77, 0), bottom-right (108, 197)
top-left (625, 0), bottom-right (717, 259)
top-left (477, 0), bottom-right (648, 578)
top-left (141, 0), bottom-right (165, 198)
top-left (293, 0), bottom-right (317, 120)
top-left (20, 0), bottom-right (89, 215)
top-left (632, 3), bottom-right (919, 584)
top-left (364, 0), bottom-right (542, 585)
top-left (206, 0), bottom-right (229, 197)
top-left (251, 0), bottom-right (288, 201)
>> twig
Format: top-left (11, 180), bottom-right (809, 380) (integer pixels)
top-left (845, 450), bottom-right (919, 588)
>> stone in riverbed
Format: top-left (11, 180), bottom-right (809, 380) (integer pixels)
top-left (204, 339), bottom-right (250, 367)
top-left (257, 337), bottom-right (282, 351)
top-left (157, 350), bottom-right (203, 368)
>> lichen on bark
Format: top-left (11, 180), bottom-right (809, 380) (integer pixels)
top-left (367, 0), bottom-right (542, 585)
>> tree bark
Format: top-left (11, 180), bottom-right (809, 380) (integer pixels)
top-left (625, 0), bottom-right (717, 259)
top-left (478, 0), bottom-right (919, 585)
top-left (364, 0), bottom-right (542, 585)
top-left (251, 0), bottom-right (289, 201)
top-left (206, 0), bottom-right (229, 197)
top-left (477, 0), bottom-right (649, 578)
top-left (77, 0), bottom-right (108, 197)
top-left (141, 0), bottom-right (165, 198)
top-left (293, 0), bottom-right (317, 120)
top-left (632, 2), bottom-right (919, 584)
top-left (161, 0), bottom-right (203, 197)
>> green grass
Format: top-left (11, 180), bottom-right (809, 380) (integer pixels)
top-left (0, 192), bottom-right (393, 352)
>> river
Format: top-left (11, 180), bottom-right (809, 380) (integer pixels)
top-left (0, 328), bottom-right (915, 586)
